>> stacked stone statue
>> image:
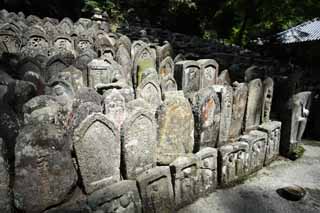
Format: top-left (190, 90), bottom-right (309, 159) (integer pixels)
top-left (0, 9), bottom-right (310, 213)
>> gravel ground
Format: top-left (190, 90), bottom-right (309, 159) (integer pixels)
top-left (179, 140), bottom-right (320, 213)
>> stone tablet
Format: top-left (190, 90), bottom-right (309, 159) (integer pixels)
top-left (212, 85), bottom-right (233, 147)
top-left (170, 155), bottom-right (200, 210)
top-left (73, 113), bottom-right (120, 194)
top-left (103, 89), bottom-right (126, 130)
top-left (198, 59), bottom-right (219, 88)
top-left (116, 43), bottom-right (133, 86)
top-left (136, 166), bottom-right (175, 213)
top-left (244, 79), bottom-right (263, 132)
top-left (219, 142), bottom-right (249, 186)
top-left (192, 87), bottom-right (220, 150)
top-left (280, 91), bottom-right (312, 155)
top-left (229, 82), bottom-right (248, 141)
top-left (156, 91), bottom-right (195, 165)
top-left (160, 75), bottom-right (178, 93)
top-left (74, 50), bottom-right (97, 86)
top-left (240, 130), bottom-right (268, 174)
top-left (45, 55), bottom-right (71, 82)
top-left (131, 40), bottom-right (147, 59)
top-left (258, 121), bottom-right (282, 165)
top-left (174, 60), bottom-right (200, 95)
top-left (88, 180), bottom-right (142, 213)
top-left (195, 147), bottom-right (218, 197)
top-left (217, 69), bottom-right (231, 85)
top-left (0, 23), bottom-right (21, 53)
top-left (0, 138), bottom-right (11, 213)
top-left (262, 77), bottom-right (274, 123)
top-left (136, 79), bottom-right (162, 111)
top-left (121, 109), bottom-right (157, 179)
top-left (14, 123), bottom-right (77, 212)
top-left (159, 56), bottom-right (174, 79)
top-left (59, 65), bottom-right (85, 92)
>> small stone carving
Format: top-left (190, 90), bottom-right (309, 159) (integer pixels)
top-left (198, 59), bottom-right (219, 88)
top-left (103, 89), bottom-right (126, 130)
top-left (73, 113), bottom-right (120, 194)
top-left (156, 91), bottom-right (195, 165)
top-left (136, 166), bottom-right (175, 213)
top-left (196, 147), bottom-right (218, 197)
top-left (262, 77), bottom-right (274, 123)
top-left (88, 180), bottom-right (142, 213)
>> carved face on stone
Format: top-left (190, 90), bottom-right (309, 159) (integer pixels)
top-left (27, 36), bottom-right (48, 49)
top-left (204, 66), bottom-right (215, 81)
top-left (54, 38), bottom-right (72, 52)
top-left (104, 91), bottom-right (125, 115)
top-left (77, 40), bottom-right (91, 52)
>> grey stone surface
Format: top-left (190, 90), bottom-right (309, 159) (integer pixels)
top-left (170, 155), bottom-right (201, 210)
top-left (262, 77), bottom-right (274, 123)
top-left (244, 79), bottom-right (263, 132)
top-left (258, 121), bottom-right (282, 165)
top-left (88, 180), bottom-right (142, 213)
top-left (219, 142), bottom-right (250, 186)
top-left (240, 130), bottom-right (268, 174)
top-left (196, 147), bottom-right (218, 197)
top-left (229, 82), bottom-right (248, 141)
top-left (0, 138), bottom-right (11, 213)
top-left (14, 123), bottom-right (77, 212)
top-left (212, 85), bottom-right (233, 147)
top-left (73, 113), bottom-right (120, 194)
top-left (156, 91), bottom-right (195, 165)
top-left (121, 109), bottom-right (157, 179)
top-left (136, 78), bottom-right (162, 111)
top-left (174, 60), bottom-right (200, 95)
top-left (137, 166), bottom-right (175, 213)
top-left (192, 87), bottom-right (220, 149)
top-left (198, 59), bottom-right (219, 88)
top-left (179, 142), bottom-right (320, 213)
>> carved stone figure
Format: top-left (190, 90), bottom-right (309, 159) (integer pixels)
top-left (103, 89), bottom-right (126, 130)
top-left (217, 69), bottom-right (231, 85)
top-left (121, 109), bottom-right (157, 179)
top-left (198, 59), bottom-right (219, 88)
top-left (159, 56), bottom-right (174, 80)
top-left (136, 79), bottom-right (162, 111)
top-left (174, 60), bottom-right (200, 95)
top-left (229, 82), bottom-right (248, 140)
top-left (262, 77), bottom-right (274, 123)
top-left (73, 113), bottom-right (120, 194)
top-left (170, 155), bottom-right (200, 210)
top-left (240, 130), bottom-right (268, 174)
top-left (88, 180), bottom-right (142, 213)
top-left (137, 166), bottom-right (175, 213)
top-left (258, 121), bottom-right (282, 165)
top-left (160, 75), bottom-right (178, 92)
top-left (14, 122), bottom-right (77, 212)
top-left (195, 147), bottom-right (218, 197)
top-left (156, 91), bottom-right (195, 165)
top-left (244, 79), bottom-right (263, 132)
top-left (219, 142), bottom-right (249, 186)
top-left (192, 87), bottom-right (220, 150)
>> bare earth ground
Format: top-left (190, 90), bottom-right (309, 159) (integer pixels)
top-left (179, 140), bottom-right (320, 213)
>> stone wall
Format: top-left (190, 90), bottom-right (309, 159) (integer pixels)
top-left (0, 9), bottom-right (309, 212)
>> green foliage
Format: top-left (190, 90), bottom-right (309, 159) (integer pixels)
top-left (81, 0), bottom-right (320, 46)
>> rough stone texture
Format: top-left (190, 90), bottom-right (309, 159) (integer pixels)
top-left (137, 166), bottom-right (175, 213)
top-left (160, 74), bottom-right (178, 93)
top-left (280, 91), bottom-right (312, 155)
top-left (116, 36), bottom-right (133, 86)
top-left (103, 89), bottom-right (127, 130)
top-left (174, 60), bottom-right (200, 95)
top-left (192, 87), bottom-right (220, 150)
top-left (121, 109), bottom-right (157, 179)
top-left (0, 137), bottom-right (11, 213)
top-left (229, 82), bottom-right (248, 141)
top-left (179, 142), bottom-right (320, 213)
top-left (156, 91), bottom-right (195, 165)
top-left (47, 79), bottom-right (75, 110)
top-left (244, 79), bottom-right (263, 132)
top-left (59, 65), bottom-right (85, 93)
top-left (212, 85), bottom-right (233, 147)
top-left (217, 69), bottom-right (231, 85)
top-left (258, 121), bottom-right (282, 165)
top-left (198, 59), bottom-right (219, 88)
top-left (88, 180), bottom-right (142, 213)
top-left (196, 147), bottom-right (218, 197)
top-left (14, 123), bottom-right (77, 212)
top-left (219, 142), bottom-right (250, 186)
top-left (170, 155), bottom-right (201, 210)
top-left (261, 77), bottom-right (274, 123)
top-left (159, 56), bottom-right (174, 80)
top-left (136, 78), bottom-right (162, 111)
top-left (73, 113), bottom-right (120, 194)
top-left (240, 130), bottom-right (268, 174)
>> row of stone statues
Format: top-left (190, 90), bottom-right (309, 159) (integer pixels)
top-left (0, 9), bottom-right (312, 213)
